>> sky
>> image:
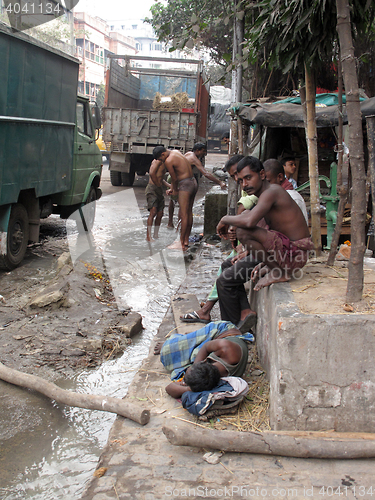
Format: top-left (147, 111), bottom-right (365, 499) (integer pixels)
top-left (78, 0), bottom-right (159, 23)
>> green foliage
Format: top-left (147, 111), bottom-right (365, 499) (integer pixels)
top-left (146, 0), bottom-right (235, 65)
top-left (96, 83), bottom-right (105, 109)
top-left (246, 0), bottom-right (375, 81)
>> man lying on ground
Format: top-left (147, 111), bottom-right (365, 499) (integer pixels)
top-left (153, 320), bottom-right (252, 399)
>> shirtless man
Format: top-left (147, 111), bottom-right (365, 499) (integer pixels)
top-left (145, 159), bottom-right (166, 241)
top-left (217, 156), bottom-right (313, 297)
top-left (153, 146), bottom-right (198, 251)
top-left (186, 143), bottom-right (226, 190)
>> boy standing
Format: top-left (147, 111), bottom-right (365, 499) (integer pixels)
top-left (145, 159), bottom-right (166, 242)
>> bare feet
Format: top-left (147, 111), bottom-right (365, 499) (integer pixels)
top-left (253, 269), bottom-right (290, 291)
top-left (167, 240), bottom-right (188, 251)
top-left (251, 263), bottom-right (269, 283)
top-left (146, 236), bottom-right (154, 242)
top-left (167, 224), bottom-right (174, 229)
top-left (153, 342), bottom-right (164, 355)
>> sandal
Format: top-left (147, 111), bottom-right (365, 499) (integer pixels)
top-left (180, 311), bottom-right (210, 324)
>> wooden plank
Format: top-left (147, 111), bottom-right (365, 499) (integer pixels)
top-left (171, 294), bottom-right (202, 335)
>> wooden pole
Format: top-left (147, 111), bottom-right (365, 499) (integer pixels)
top-left (305, 65), bottom-right (321, 255)
top-left (0, 362), bottom-right (150, 425)
top-left (163, 421), bottom-right (375, 459)
top-left (327, 52), bottom-right (348, 265)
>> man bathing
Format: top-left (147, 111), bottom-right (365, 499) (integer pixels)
top-left (145, 159), bottom-right (166, 242)
top-left (185, 143), bottom-right (226, 190)
top-left (153, 146), bottom-right (198, 251)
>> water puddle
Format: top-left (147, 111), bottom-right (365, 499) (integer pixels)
top-left (0, 185), bottom-right (207, 499)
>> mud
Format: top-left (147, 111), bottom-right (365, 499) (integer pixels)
top-left (0, 222), bottom-right (142, 381)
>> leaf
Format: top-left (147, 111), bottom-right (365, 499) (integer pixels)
top-left (224, 16), bottom-right (230, 26)
top-left (236, 10), bottom-right (245, 20)
top-left (191, 13), bottom-right (198, 23)
top-left (192, 24), bottom-right (200, 33)
top-left (343, 304), bottom-right (354, 312)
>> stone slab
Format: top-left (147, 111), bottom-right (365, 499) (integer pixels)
top-left (171, 293), bottom-right (201, 335)
top-left (203, 189), bottom-right (228, 235)
top-left (250, 282), bottom-right (375, 432)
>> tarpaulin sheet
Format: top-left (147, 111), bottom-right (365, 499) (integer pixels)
top-left (234, 96), bottom-right (375, 128)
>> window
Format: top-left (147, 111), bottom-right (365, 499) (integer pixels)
top-left (76, 102), bottom-right (93, 138)
top-left (132, 25), bottom-right (137, 29)
top-left (136, 42), bottom-right (142, 50)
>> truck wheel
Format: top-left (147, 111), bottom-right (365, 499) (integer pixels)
top-left (76, 186), bottom-right (96, 233)
top-left (110, 170), bottom-right (122, 186)
top-left (121, 171), bottom-right (135, 186)
top-left (0, 204), bottom-right (29, 270)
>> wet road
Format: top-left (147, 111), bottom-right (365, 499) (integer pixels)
top-left (0, 154), bottom-right (228, 499)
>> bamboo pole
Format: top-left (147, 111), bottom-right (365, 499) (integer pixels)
top-left (0, 362), bottom-right (150, 425)
top-left (163, 421), bottom-right (375, 459)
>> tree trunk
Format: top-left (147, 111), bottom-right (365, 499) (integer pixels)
top-left (0, 362), bottom-right (150, 425)
top-left (163, 421), bottom-right (375, 459)
top-left (336, 0), bottom-right (366, 302)
top-left (304, 65), bottom-right (321, 254)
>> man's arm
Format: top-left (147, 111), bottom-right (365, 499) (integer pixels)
top-left (217, 190), bottom-right (274, 237)
top-left (189, 156), bottom-right (226, 189)
top-left (165, 380), bottom-right (191, 399)
top-left (165, 161), bottom-right (179, 195)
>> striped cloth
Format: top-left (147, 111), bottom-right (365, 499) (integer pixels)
top-left (160, 321), bottom-right (254, 381)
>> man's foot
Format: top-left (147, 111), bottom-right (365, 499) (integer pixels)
top-left (146, 236), bottom-right (154, 242)
top-left (253, 270), bottom-right (290, 291)
top-left (167, 240), bottom-right (185, 250)
top-left (237, 311), bottom-right (257, 333)
top-left (251, 263), bottom-right (269, 284)
top-left (153, 342), bottom-right (164, 355)
top-left (180, 311), bottom-right (210, 324)
top-left (167, 224), bottom-right (174, 230)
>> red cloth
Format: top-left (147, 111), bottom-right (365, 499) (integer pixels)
top-left (281, 178), bottom-right (294, 190)
top-left (262, 230), bottom-right (314, 270)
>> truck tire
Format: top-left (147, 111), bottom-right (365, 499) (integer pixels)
top-left (76, 186), bottom-right (96, 233)
top-left (121, 171), bottom-right (135, 186)
top-left (0, 204), bottom-right (29, 270)
top-left (110, 170), bottom-right (122, 186)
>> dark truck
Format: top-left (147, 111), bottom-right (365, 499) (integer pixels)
top-left (0, 24), bottom-right (103, 270)
top-left (103, 55), bottom-right (210, 186)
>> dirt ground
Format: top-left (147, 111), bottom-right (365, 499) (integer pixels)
top-left (291, 253), bottom-right (375, 315)
top-left (0, 224), bottom-right (140, 382)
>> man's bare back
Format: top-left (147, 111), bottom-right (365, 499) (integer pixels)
top-left (149, 159), bottom-right (166, 187)
top-left (164, 150), bottom-right (193, 183)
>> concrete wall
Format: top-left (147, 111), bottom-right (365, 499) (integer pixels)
top-left (250, 283), bottom-right (375, 432)
top-left (203, 190), bottom-right (227, 236)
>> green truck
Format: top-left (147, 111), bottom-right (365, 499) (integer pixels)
top-left (0, 24), bottom-right (102, 270)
